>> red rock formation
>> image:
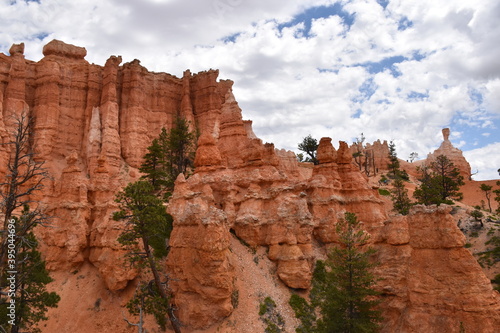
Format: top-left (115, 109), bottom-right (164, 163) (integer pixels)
top-left (424, 128), bottom-right (472, 180)
top-left (1, 40), bottom-right (499, 333)
top-left (0, 40), bottom-right (244, 293)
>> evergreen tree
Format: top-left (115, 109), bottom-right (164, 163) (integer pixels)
top-left (139, 138), bottom-right (168, 192)
top-left (391, 178), bottom-right (411, 215)
top-left (291, 212), bottom-right (382, 333)
top-left (494, 181), bottom-right (500, 214)
top-left (387, 141), bottom-right (400, 179)
top-left (479, 184), bottom-right (493, 213)
top-left (113, 180), bottom-right (180, 333)
top-left (298, 135), bottom-right (319, 165)
top-left (0, 113), bottom-right (59, 333)
top-left (162, 118), bottom-right (196, 190)
top-left (385, 141), bottom-right (412, 215)
top-left (414, 155), bottom-right (464, 205)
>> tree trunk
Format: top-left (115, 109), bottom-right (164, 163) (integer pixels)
top-left (142, 237), bottom-right (182, 333)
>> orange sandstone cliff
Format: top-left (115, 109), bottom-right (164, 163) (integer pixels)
top-left (0, 40), bottom-right (498, 333)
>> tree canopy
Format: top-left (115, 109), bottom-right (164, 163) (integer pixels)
top-left (291, 212), bottom-right (382, 333)
top-left (413, 155), bottom-right (464, 205)
top-left (298, 135), bottom-right (319, 165)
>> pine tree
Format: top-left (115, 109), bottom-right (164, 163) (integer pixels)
top-left (387, 141), bottom-right (400, 179)
top-left (291, 212), bottom-right (382, 333)
top-left (414, 155), bottom-right (464, 205)
top-left (113, 180), bottom-right (180, 333)
top-left (391, 178), bottom-right (411, 215)
top-left (298, 135), bottom-right (319, 165)
top-left (479, 184), bottom-right (493, 213)
top-left (139, 138), bottom-right (168, 192)
top-left (385, 141), bottom-right (412, 215)
top-left (161, 118), bottom-right (196, 191)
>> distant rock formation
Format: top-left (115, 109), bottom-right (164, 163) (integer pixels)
top-left (425, 128), bottom-right (472, 180)
top-left (0, 41), bottom-right (498, 332)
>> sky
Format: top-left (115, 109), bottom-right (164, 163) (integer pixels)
top-left (0, 0), bottom-right (499, 180)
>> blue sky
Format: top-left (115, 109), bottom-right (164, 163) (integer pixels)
top-left (0, 0), bottom-right (499, 180)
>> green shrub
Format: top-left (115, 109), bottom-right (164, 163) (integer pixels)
top-left (378, 188), bottom-right (390, 196)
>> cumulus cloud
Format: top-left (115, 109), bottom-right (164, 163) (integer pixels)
top-left (0, 0), bottom-right (498, 180)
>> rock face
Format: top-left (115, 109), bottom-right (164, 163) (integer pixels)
top-left (425, 128), bottom-right (472, 180)
top-left (0, 41), bottom-right (499, 333)
top-left (0, 40), bottom-right (238, 291)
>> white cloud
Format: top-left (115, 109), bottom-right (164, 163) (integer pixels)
top-left (0, 0), bottom-right (499, 180)
top-left (464, 143), bottom-right (500, 180)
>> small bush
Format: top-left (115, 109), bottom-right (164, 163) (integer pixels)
top-left (470, 210), bottom-right (484, 221)
top-left (259, 297), bottom-right (284, 333)
top-left (464, 243), bottom-right (472, 248)
top-left (378, 189), bottom-right (390, 196)
top-left (231, 289), bottom-right (239, 309)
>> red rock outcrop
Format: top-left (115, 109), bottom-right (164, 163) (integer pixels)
top-left (1, 41), bottom-right (499, 333)
top-left (424, 128), bottom-right (472, 180)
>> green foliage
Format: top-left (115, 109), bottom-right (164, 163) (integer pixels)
top-left (414, 155), bottom-right (464, 205)
top-left (113, 180), bottom-right (174, 329)
top-left (258, 297), bottom-right (284, 333)
top-left (408, 152), bottom-right (418, 163)
top-left (479, 234), bottom-right (500, 267)
top-left (114, 181), bottom-right (173, 260)
top-left (493, 183), bottom-right (500, 214)
top-left (289, 294), bottom-right (316, 333)
top-left (470, 209), bottom-right (484, 221)
top-left (479, 183), bottom-right (493, 212)
top-left (126, 281), bottom-right (170, 331)
top-left (391, 178), bottom-right (412, 215)
top-left (386, 142), bottom-right (412, 215)
top-left (298, 135), bottom-right (319, 165)
top-left (293, 213), bottom-right (382, 333)
top-left (140, 138), bottom-right (169, 192)
top-left (140, 117), bottom-right (196, 197)
top-left (492, 274), bottom-right (500, 292)
top-left (387, 141), bottom-right (400, 178)
top-left (378, 189), bottom-right (390, 196)
top-left (464, 243), bottom-right (472, 248)
top-left (0, 231), bottom-right (60, 333)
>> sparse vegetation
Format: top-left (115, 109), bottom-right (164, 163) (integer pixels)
top-left (470, 210), bottom-right (484, 222)
top-left (480, 184), bottom-right (493, 213)
top-left (259, 297), bottom-right (284, 333)
top-left (475, 224), bottom-right (500, 268)
top-left (289, 294), bottom-right (316, 333)
top-left (231, 289), bottom-right (239, 309)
